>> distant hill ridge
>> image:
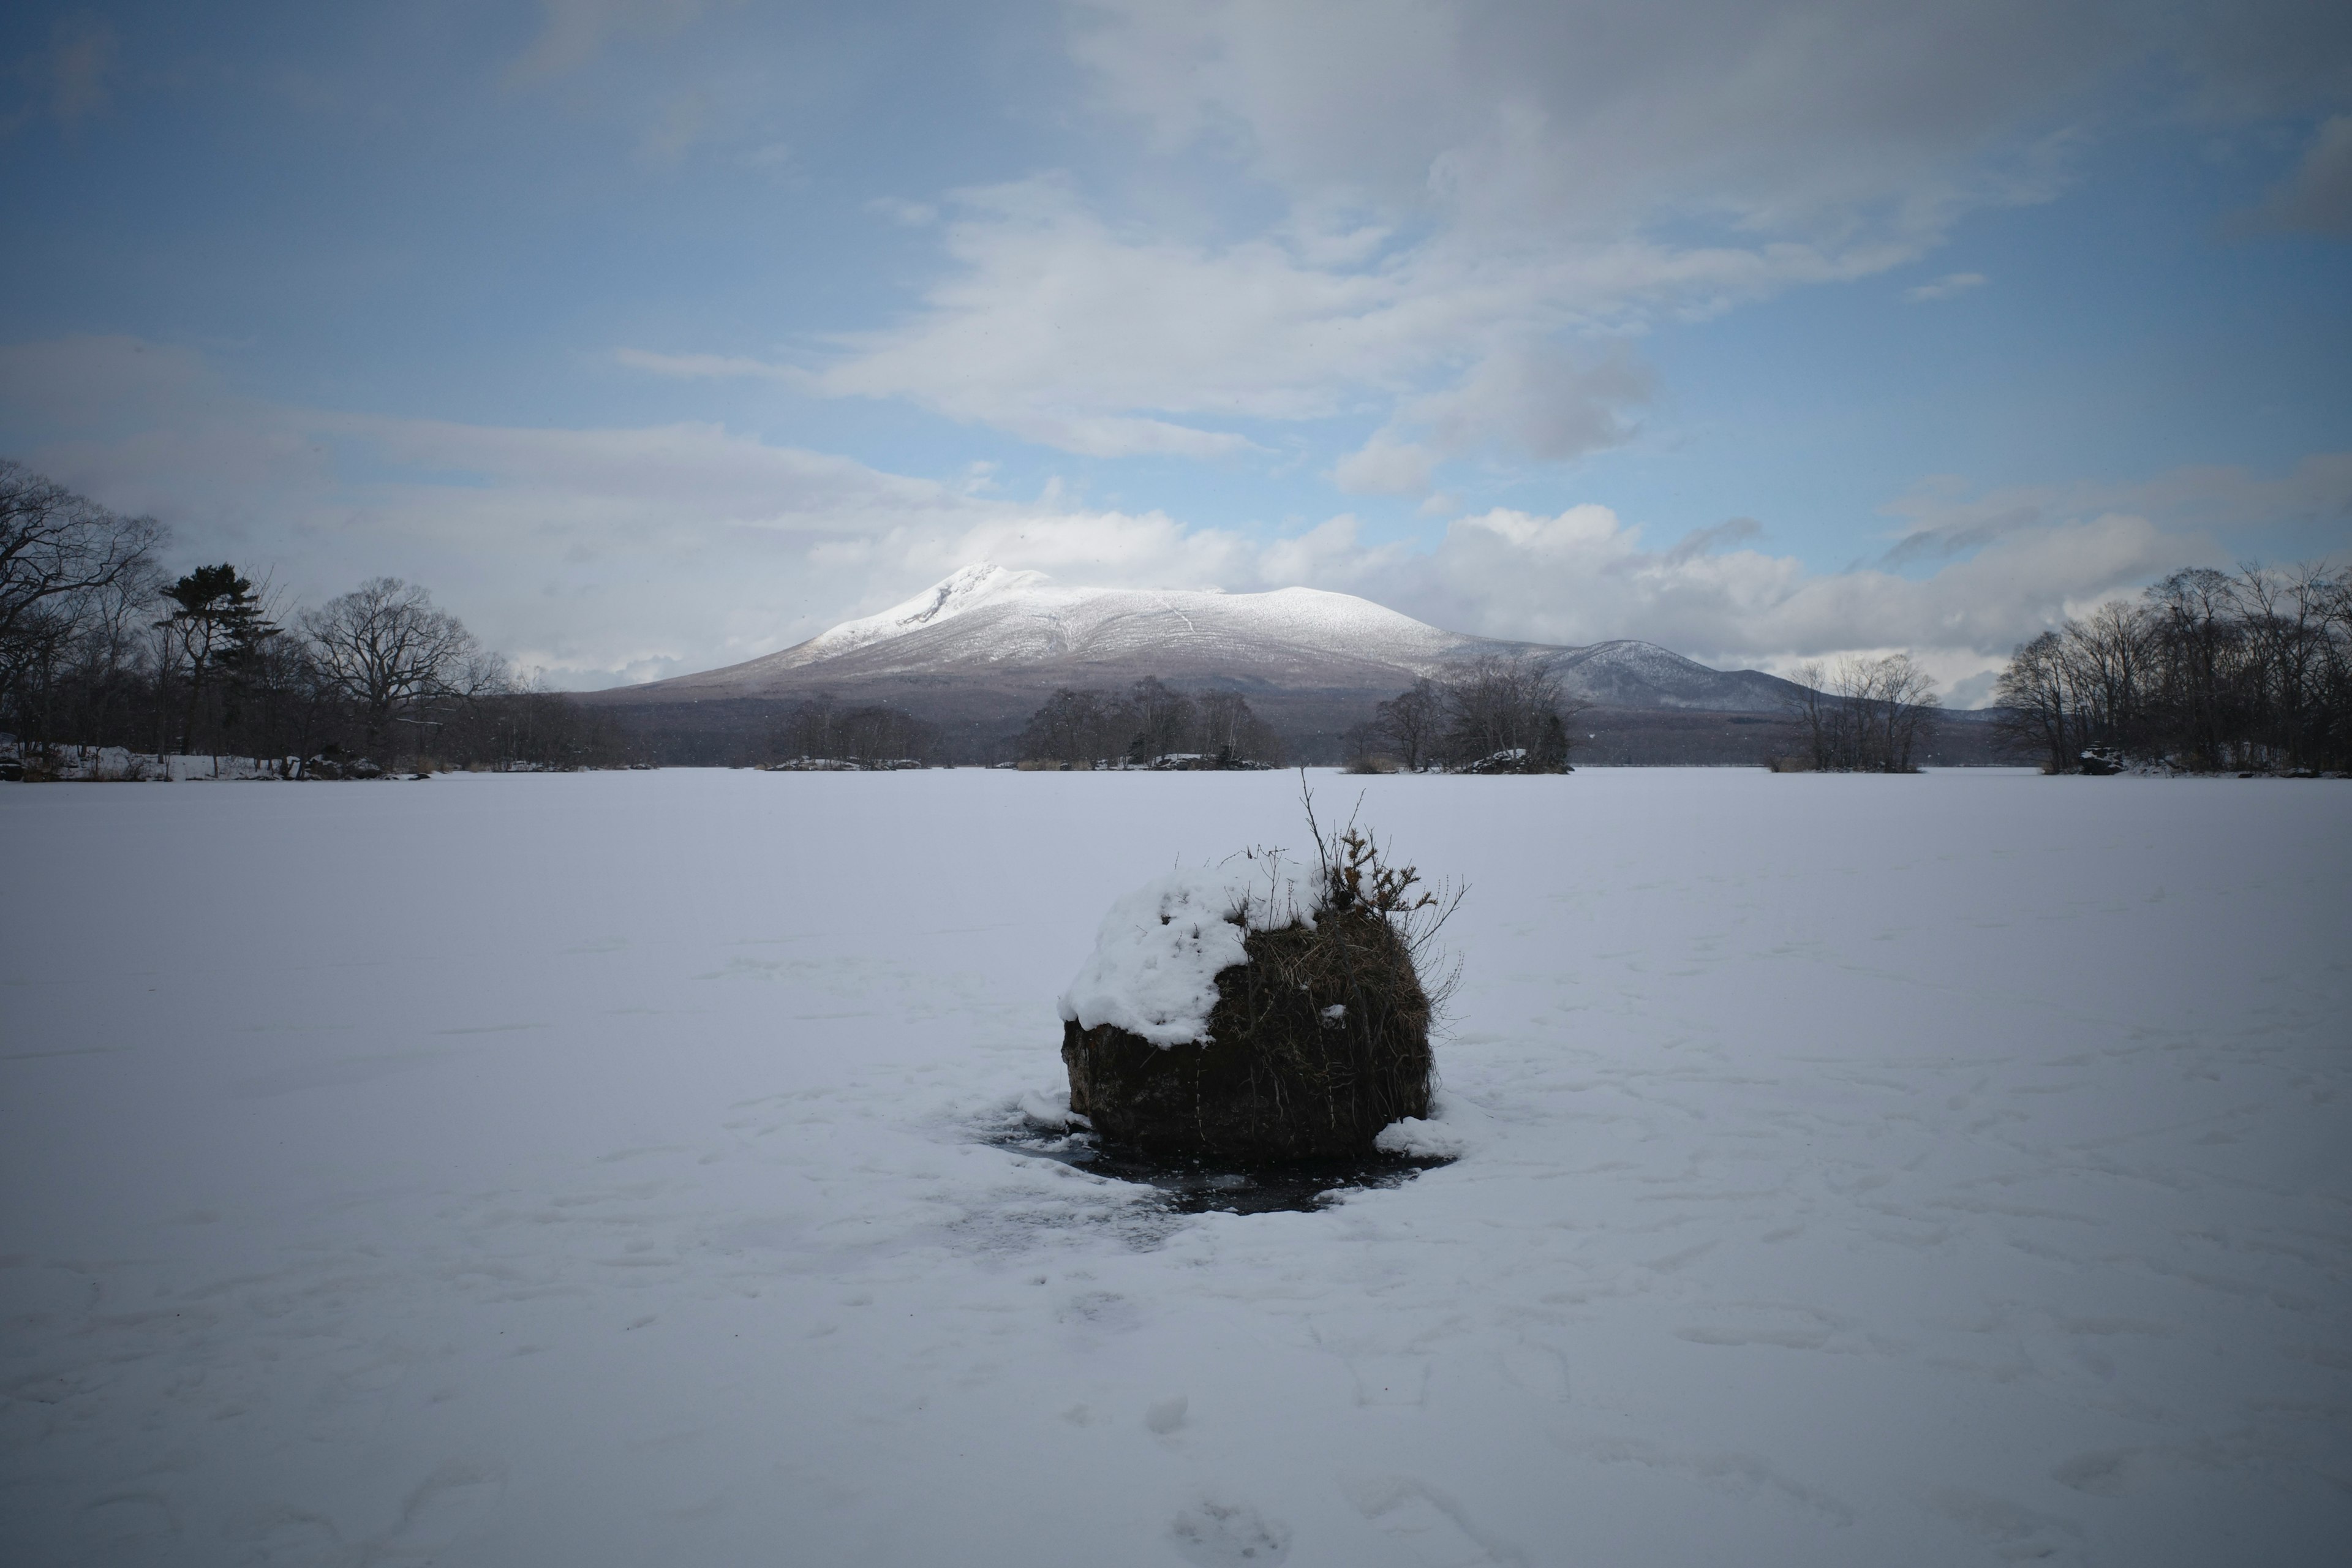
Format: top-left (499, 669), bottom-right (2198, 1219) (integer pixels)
top-left (610, 562), bottom-right (1803, 716)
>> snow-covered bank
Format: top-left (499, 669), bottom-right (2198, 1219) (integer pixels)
top-left (1, 744), bottom-right (302, 782)
top-left (2, 770), bottom-right (2346, 1566)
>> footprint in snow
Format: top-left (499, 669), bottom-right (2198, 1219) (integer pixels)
top-left (1167, 1498), bottom-right (1291, 1566)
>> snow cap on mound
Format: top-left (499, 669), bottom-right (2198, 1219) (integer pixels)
top-left (1059, 855), bottom-right (1323, 1047)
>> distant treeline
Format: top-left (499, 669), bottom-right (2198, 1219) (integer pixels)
top-left (1344, 653), bottom-right (1574, 773)
top-left (1993, 565), bottom-right (2352, 773)
top-left (766, 695), bottom-right (941, 766)
top-left (1780, 654), bottom-right (1941, 773)
top-left (1018, 677), bottom-right (1286, 767)
top-left (1, 461), bottom-right (632, 772)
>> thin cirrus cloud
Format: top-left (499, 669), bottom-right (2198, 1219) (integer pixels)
top-left (614, 348), bottom-right (806, 383)
top-left (1905, 271), bottom-right (1989, 302)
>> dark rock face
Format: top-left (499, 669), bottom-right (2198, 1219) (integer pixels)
top-left (1062, 908), bottom-right (1433, 1161)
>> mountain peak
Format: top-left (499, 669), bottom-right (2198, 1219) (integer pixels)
top-left (797, 562), bottom-right (1049, 661)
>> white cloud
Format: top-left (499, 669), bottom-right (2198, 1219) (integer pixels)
top-left (1877, 456), bottom-right (2352, 566)
top-left (1336, 345), bottom-right (1652, 497)
top-left (1905, 271), bottom-right (1988, 302)
top-left (1066, 0), bottom-right (2112, 232)
top-left (581, 3), bottom-right (2346, 499)
top-left (1395, 503), bottom-right (2177, 666)
top-left (813, 175), bottom-right (1903, 463)
top-left (804, 2), bottom-right (2150, 473)
top-left (1332, 435), bottom-right (1436, 497)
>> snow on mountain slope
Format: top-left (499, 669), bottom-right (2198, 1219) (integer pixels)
top-left (657, 564), bottom-right (1474, 694)
top-left (1551, 641), bottom-right (1797, 712)
top-left (788, 563), bottom-right (1052, 663)
top-left (625, 563), bottom-right (1799, 713)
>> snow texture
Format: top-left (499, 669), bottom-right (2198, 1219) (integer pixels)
top-left (2, 767), bottom-right (2348, 1567)
top-left (1057, 854), bottom-right (1323, 1046)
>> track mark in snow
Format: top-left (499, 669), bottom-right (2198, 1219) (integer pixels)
top-left (1498, 1340), bottom-right (1571, 1401)
top-left (220, 1505), bottom-right (343, 1558)
top-left (1167, 1497), bottom-right (1290, 1565)
top-left (1553, 1436), bottom-right (1855, 1525)
top-left (77, 1491), bottom-right (176, 1548)
top-left (230, 1049), bottom-right (468, 1098)
top-left (2049, 1447), bottom-right (2154, 1496)
top-left (1343, 1476), bottom-right (1528, 1566)
top-left (1676, 1324), bottom-right (1834, 1351)
top-left (379, 1461), bottom-right (506, 1554)
top-left (1640, 1238), bottom-right (1718, 1274)
top-left (1928, 1487), bottom-right (2082, 1561)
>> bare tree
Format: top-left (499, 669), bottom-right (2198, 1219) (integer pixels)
top-left (1785, 661), bottom-right (1835, 770)
top-left (300, 578), bottom-right (486, 765)
top-left (1859, 654), bottom-right (1939, 772)
top-left (1195, 688), bottom-right (1284, 766)
top-left (1016, 682), bottom-right (1280, 767)
top-left (1991, 560), bottom-right (2351, 773)
top-left (1017, 688), bottom-right (1113, 765)
top-left (1, 461), bottom-right (167, 741)
top-left (1786, 654), bottom-right (1940, 772)
top-left (1371, 678), bottom-right (1442, 771)
top-left (1992, 633), bottom-right (2074, 771)
top-left (1436, 653), bottom-right (1574, 771)
top-left (2065, 601), bottom-right (2155, 756)
top-left (771, 695), bottom-right (937, 764)
top-left (1121, 676), bottom-right (1199, 761)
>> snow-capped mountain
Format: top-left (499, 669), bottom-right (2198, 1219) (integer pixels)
top-left (663, 563), bottom-right (1469, 688)
top-left (622, 562), bottom-right (1799, 714)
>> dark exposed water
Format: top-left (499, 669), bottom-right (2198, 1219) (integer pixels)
top-left (986, 1123), bottom-right (1450, 1215)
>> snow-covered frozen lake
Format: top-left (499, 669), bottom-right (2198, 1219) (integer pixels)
top-left (4, 767), bottom-right (2347, 1567)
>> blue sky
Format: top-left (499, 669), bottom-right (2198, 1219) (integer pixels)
top-left (2, 1), bottom-right (2346, 701)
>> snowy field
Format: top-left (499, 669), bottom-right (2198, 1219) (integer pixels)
top-left (3, 768), bottom-right (2348, 1568)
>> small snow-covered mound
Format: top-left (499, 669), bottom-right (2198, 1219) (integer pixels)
top-left (1057, 854), bottom-right (1322, 1048)
top-left (1058, 835), bottom-right (1441, 1161)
